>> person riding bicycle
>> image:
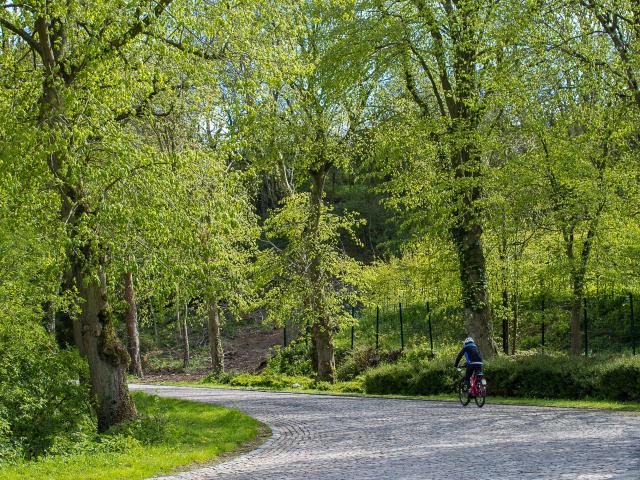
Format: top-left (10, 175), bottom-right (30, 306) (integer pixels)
top-left (454, 337), bottom-right (484, 389)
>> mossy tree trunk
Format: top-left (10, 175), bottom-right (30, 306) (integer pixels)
top-left (308, 169), bottom-right (336, 383)
top-left (72, 247), bottom-right (136, 432)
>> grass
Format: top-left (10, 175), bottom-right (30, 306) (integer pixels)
top-left (0, 392), bottom-right (266, 480)
top-left (160, 377), bottom-right (640, 413)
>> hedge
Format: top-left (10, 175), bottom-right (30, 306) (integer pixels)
top-left (364, 354), bottom-right (640, 401)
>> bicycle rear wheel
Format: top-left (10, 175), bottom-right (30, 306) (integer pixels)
top-left (459, 381), bottom-right (470, 406)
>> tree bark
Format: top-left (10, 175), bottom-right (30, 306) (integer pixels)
top-left (451, 218), bottom-right (498, 358)
top-left (179, 302), bottom-right (190, 368)
top-left (569, 289), bottom-right (583, 355)
top-left (307, 169), bottom-right (336, 382)
top-left (312, 322), bottom-right (336, 383)
top-left (499, 225), bottom-right (510, 355)
top-left (124, 271), bottom-right (143, 378)
top-left (207, 300), bottom-right (224, 374)
top-left (511, 293), bottom-right (519, 355)
top-left (502, 287), bottom-right (510, 355)
top-left (72, 252), bottom-right (136, 432)
top-left (564, 217), bottom-right (598, 355)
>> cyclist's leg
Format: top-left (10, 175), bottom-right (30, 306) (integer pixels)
top-left (464, 365), bottom-right (473, 387)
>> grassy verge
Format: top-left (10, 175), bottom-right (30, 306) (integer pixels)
top-left (0, 392), bottom-right (266, 480)
top-left (158, 379), bottom-right (640, 413)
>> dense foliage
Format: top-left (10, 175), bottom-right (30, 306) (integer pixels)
top-left (0, 320), bottom-right (89, 461)
top-left (364, 354), bottom-right (640, 401)
top-left (2, 0), bottom-right (640, 467)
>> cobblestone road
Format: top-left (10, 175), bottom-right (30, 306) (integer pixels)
top-left (131, 384), bottom-right (640, 480)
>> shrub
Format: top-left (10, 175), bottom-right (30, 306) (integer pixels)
top-left (336, 357), bottom-right (360, 381)
top-left (596, 357), bottom-right (640, 401)
top-left (411, 359), bottom-right (458, 395)
top-left (485, 355), bottom-right (596, 399)
top-left (363, 363), bottom-right (414, 395)
top-left (228, 373), bottom-right (315, 390)
top-left (363, 352), bottom-right (640, 401)
top-left (331, 380), bottom-right (365, 393)
top-left (202, 370), bottom-right (235, 385)
top-left (0, 318), bottom-right (91, 460)
top-left (312, 381), bottom-right (331, 391)
top-left (336, 346), bottom-right (403, 381)
top-left (264, 340), bottom-right (313, 376)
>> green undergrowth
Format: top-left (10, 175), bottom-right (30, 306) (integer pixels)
top-left (184, 342), bottom-right (640, 412)
top-left (0, 392), bottom-right (263, 480)
top-left (364, 354), bottom-right (640, 401)
top-left (165, 376), bottom-right (640, 412)
top-left (204, 371), bottom-right (365, 394)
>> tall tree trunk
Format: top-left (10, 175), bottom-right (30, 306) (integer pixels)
top-left (72, 251), bottom-right (136, 432)
top-left (564, 216), bottom-right (599, 355)
top-left (36, 14), bottom-right (136, 432)
top-left (312, 322), bottom-right (335, 383)
top-left (207, 300), bottom-right (224, 374)
top-left (308, 169), bottom-right (336, 382)
top-left (499, 224), bottom-right (510, 355)
top-left (502, 287), bottom-right (510, 355)
top-left (569, 286), bottom-right (583, 355)
top-left (124, 271), bottom-right (143, 378)
top-left (150, 302), bottom-right (159, 345)
top-left (511, 293), bottom-right (519, 355)
top-left (451, 219), bottom-right (497, 358)
top-left (180, 302), bottom-right (190, 368)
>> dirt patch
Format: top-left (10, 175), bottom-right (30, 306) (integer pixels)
top-left (141, 326), bottom-right (285, 383)
top-left (224, 326), bottom-right (284, 373)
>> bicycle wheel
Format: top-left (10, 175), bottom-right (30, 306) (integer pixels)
top-left (474, 383), bottom-right (486, 408)
top-left (459, 381), bottom-right (470, 406)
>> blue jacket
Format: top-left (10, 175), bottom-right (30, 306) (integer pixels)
top-left (454, 342), bottom-right (483, 367)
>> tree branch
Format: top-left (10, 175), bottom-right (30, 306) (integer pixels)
top-left (0, 16), bottom-right (41, 54)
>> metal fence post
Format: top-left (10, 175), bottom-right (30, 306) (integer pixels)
top-left (541, 297), bottom-right (545, 354)
top-left (351, 306), bottom-right (355, 350)
top-left (376, 305), bottom-right (380, 350)
top-left (399, 302), bottom-right (404, 350)
top-left (583, 298), bottom-right (588, 356)
top-left (284, 325), bottom-right (288, 347)
top-left (630, 293), bottom-right (636, 356)
top-left (427, 301), bottom-right (433, 353)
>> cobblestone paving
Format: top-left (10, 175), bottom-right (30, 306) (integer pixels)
top-left (131, 384), bottom-right (640, 480)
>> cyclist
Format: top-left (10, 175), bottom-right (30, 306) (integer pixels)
top-left (454, 337), bottom-right (484, 389)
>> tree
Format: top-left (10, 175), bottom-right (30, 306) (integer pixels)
top-left (250, 1), bottom-right (376, 381)
top-left (348, 0), bottom-right (535, 355)
top-left (123, 271), bottom-right (143, 377)
top-left (0, 0), bottom-right (281, 430)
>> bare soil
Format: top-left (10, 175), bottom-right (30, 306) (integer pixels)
top-left (142, 325), bottom-right (285, 383)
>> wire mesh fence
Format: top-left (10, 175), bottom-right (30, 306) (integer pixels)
top-left (335, 293), bottom-right (638, 355)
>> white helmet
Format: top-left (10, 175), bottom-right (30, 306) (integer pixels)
top-left (464, 337), bottom-right (474, 345)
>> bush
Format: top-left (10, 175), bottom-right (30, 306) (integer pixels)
top-left (264, 340), bottom-right (313, 376)
top-left (363, 352), bottom-right (640, 401)
top-left (596, 357), bottom-right (640, 401)
top-left (336, 346), bottom-right (403, 381)
top-left (202, 370), bottom-right (235, 385)
top-left (486, 355), bottom-right (597, 399)
top-left (0, 318), bottom-right (91, 460)
top-left (363, 363), bottom-right (414, 395)
top-left (228, 373), bottom-right (315, 390)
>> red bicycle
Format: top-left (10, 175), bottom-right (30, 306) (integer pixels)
top-left (458, 367), bottom-right (487, 408)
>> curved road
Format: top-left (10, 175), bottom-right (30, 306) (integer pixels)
top-left (131, 384), bottom-right (640, 480)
